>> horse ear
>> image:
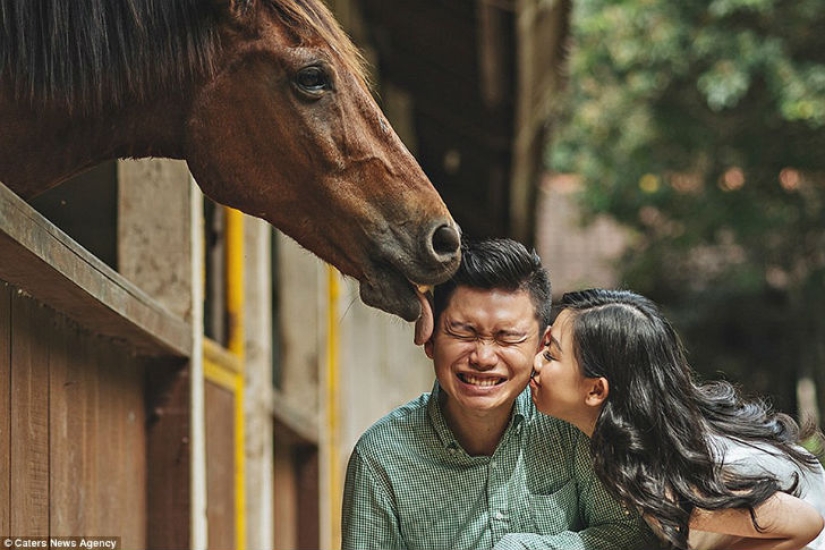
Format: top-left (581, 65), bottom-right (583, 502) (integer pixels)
top-left (212, 0), bottom-right (257, 20)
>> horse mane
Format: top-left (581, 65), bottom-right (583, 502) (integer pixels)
top-left (0, 0), bottom-right (369, 114)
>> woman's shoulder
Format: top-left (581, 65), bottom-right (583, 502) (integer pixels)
top-left (710, 433), bottom-right (816, 481)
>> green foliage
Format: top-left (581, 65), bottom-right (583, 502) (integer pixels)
top-left (547, 0), bottom-right (825, 412)
top-left (550, 0), bottom-right (825, 286)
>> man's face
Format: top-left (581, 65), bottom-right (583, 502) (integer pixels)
top-left (425, 286), bottom-right (541, 419)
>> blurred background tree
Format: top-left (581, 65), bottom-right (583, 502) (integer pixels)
top-left (547, 0), bottom-right (825, 421)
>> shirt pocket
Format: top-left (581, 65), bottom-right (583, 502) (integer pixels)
top-left (527, 479), bottom-right (580, 534)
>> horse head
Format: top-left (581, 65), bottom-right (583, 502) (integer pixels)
top-left (186, 0), bottom-right (460, 335)
top-left (0, 0), bottom-right (460, 340)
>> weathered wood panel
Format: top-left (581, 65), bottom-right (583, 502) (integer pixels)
top-left (273, 431), bottom-right (299, 550)
top-left (146, 363), bottom-right (191, 550)
top-left (272, 420), bottom-right (321, 550)
top-left (0, 283), bottom-right (160, 546)
top-left (48, 314), bottom-right (92, 535)
top-left (0, 181), bottom-right (190, 357)
top-left (10, 293), bottom-right (50, 535)
top-left (205, 380), bottom-right (236, 550)
top-left (296, 446), bottom-right (320, 550)
top-left (0, 283), bottom-right (10, 533)
top-left (49, 316), bottom-right (148, 547)
top-left (91, 340), bottom-right (147, 544)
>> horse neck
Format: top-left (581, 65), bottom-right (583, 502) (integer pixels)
top-left (0, 91), bottom-right (191, 198)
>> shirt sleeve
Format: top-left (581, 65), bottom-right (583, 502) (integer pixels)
top-left (341, 446), bottom-right (406, 550)
top-left (493, 426), bottom-right (660, 550)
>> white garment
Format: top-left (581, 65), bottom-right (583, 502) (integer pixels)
top-left (689, 435), bottom-right (825, 550)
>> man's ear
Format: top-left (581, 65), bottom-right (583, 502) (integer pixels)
top-left (536, 325), bottom-right (552, 353)
top-left (424, 338), bottom-right (435, 359)
top-left (585, 377), bottom-right (609, 407)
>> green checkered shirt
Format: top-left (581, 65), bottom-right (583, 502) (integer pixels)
top-left (342, 383), bottom-right (658, 550)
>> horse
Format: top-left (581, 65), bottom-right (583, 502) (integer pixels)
top-left (0, 0), bottom-right (460, 342)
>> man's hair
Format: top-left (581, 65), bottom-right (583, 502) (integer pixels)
top-left (432, 238), bottom-right (551, 331)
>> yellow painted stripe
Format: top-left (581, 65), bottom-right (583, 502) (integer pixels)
top-left (326, 265), bottom-right (342, 549)
top-left (203, 355), bottom-right (240, 391)
top-left (203, 338), bottom-right (243, 376)
top-left (224, 206), bottom-right (246, 550)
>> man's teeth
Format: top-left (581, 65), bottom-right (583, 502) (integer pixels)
top-left (460, 373), bottom-right (502, 387)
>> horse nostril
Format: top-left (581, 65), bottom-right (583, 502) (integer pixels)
top-left (431, 224), bottom-right (461, 258)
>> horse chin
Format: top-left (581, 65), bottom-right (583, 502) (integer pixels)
top-left (359, 276), bottom-right (435, 344)
top-left (360, 278), bottom-right (436, 345)
top-left (359, 278), bottom-right (420, 322)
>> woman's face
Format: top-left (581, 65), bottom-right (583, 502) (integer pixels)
top-left (529, 309), bottom-right (600, 434)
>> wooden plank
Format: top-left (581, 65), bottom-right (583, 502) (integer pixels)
top-left (510, 0), bottom-right (571, 243)
top-left (49, 314), bottom-right (89, 535)
top-left (296, 446), bottom-right (320, 550)
top-left (205, 380), bottom-right (236, 550)
top-left (0, 181), bottom-right (191, 357)
top-left (10, 292), bottom-right (50, 535)
top-left (93, 342), bottom-right (116, 537)
top-left (94, 343), bottom-right (116, 536)
top-left (271, 389), bottom-right (319, 445)
top-left (273, 425), bottom-right (299, 550)
top-left (146, 362), bottom-right (191, 550)
top-left (50, 316), bottom-right (148, 546)
top-left (478, 1), bottom-right (508, 109)
top-left (0, 283), bottom-right (10, 534)
top-left (93, 341), bottom-right (147, 546)
top-left (114, 352), bottom-right (148, 549)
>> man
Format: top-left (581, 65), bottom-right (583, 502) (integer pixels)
top-left (342, 238), bottom-right (655, 550)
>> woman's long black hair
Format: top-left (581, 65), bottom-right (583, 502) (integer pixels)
top-left (558, 288), bottom-right (822, 550)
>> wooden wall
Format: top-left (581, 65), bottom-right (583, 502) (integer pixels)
top-left (0, 168), bottom-right (193, 549)
top-left (0, 282), bottom-right (146, 546)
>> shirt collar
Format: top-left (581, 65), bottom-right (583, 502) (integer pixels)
top-left (426, 381), bottom-right (531, 452)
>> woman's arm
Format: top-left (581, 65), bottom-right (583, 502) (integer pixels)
top-left (690, 491), bottom-right (824, 550)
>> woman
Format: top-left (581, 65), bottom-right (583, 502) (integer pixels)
top-left (530, 288), bottom-right (825, 550)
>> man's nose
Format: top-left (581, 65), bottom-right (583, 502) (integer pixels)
top-left (470, 339), bottom-right (498, 369)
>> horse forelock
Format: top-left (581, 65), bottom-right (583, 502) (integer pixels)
top-left (265, 0), bottom-right (372, 90)
top-left (0, 0), bottom-right (220, 114)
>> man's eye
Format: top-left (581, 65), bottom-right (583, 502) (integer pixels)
top-left (496, 334), bottom-right (528, 346)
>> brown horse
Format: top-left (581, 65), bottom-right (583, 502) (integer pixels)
top-left (0, 0), bottom-right (459, 340)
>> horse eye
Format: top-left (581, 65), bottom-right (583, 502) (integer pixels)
top-left (295, 66), bottom-right (329, 95)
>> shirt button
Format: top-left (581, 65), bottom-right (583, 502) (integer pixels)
top-left (494, 511), bottom-right (505, 520)
top-left (491, 460), bottom-right (497, 469)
